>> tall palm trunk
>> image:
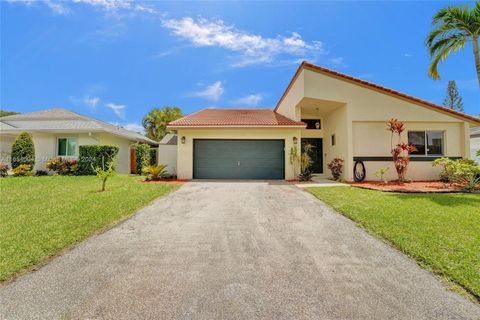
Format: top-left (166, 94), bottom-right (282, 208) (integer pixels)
top-left (473, 36), bottom-right (480, 87)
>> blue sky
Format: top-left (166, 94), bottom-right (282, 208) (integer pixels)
top-left (1, 0), bottom-right (479, 131)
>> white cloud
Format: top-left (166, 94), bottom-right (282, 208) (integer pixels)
top-left (235, 94), bottom-right (263, 107)
top-left (110, 122), bottom-right (144, 133)
top-left (83, 96), bottom-right (100, 108)
top-left (7, 0), bottom-right (70, 15)
top-left (7, 0), bottom-right (157, 15)
top-left (106, 102), bottom-right (126, 119)
top-left (329, 57), bottom-right (346, 67)
top-left (122, 122), bottom-right (144, 133)
top-left (162, 17), bottom-right (324, 67)
top-left (192, 81), bottom-right (224, 101)
top-left (45, 0), bottom-right (70, 15)
top-left (69, 95), bottom-right (101, 108)
top-left (404, 53), bottom-right (413, 57)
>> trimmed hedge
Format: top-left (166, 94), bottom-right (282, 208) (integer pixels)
top-left (11, 132), bottom-right (35, 169)
top-left (134, 143), bottom-right (151, 175)
top-left (78, 145), bottom-right (119, 175)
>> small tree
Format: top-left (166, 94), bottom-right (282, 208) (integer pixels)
top-left (443, 80), bottom-right (464, 112)
top-left (11, 132), bottom-right (35, 169)
top-left (387, 119), bottom-right (416, 182)
top-left (289, 146), bottom-right (299, 178)
top-left (298, 144), bottom-right (313, 181)
top-left (93, 160), bottom-right (115, 192)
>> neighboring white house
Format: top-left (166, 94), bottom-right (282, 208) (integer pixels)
top-left (0, 108), bottom-right (157, 173)
top-left (471, 127), bottom-right (480, 162)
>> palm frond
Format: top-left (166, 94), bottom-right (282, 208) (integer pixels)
top-left (428, 37), bottom-right (466, 80)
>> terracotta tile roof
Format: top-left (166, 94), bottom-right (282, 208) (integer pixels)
top-left (168, 108), bottom-right (305, 127)
top-left (275, 61), bottom-right (480, 125)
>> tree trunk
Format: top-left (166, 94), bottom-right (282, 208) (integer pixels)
top-left (473, 36), bottom-right (480, 88)
top-left (102, 178), bottom-right (106, 192)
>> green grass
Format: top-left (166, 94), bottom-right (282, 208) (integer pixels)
top-left (0, 175), bottom-right (177, 282)
top-left (307, 187), bottom-right (480, 299)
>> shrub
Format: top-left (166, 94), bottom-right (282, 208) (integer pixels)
top-left (433, 157), bottom-right (480, 191)
top-left (11, 132), bottom-right (35, 169)
top-left (35, 170), bottom-right (48, 176)
top-left (298, 144), bottom-right (313, 181)
top-left (142, 165), bottom-right (168, 181)
top-left (46, 157), bottom-right (78, 175)
top-left (13, 164), bottom-right (33, 177)
top-left (327, 158), bottom-right (344, 180)
top-left (149, 148), bottom-right (158, 166)
top-left (387, 119), bottom-right (416, 181)
top-left (78, 145), bottom-right (119, 175)
top-left (374, 167), bottom-right (390, 182)
top-left (0, 164), bottom-right (9, 177)
top-left (134, 143), bottom-right (151, 175)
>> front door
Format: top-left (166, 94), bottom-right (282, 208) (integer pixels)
top-left (301, 138), bottom-right (323, 173)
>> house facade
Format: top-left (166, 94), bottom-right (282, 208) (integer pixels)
top-left (168, 62), bottom-right (479, 181)
top-left (0, 108), bottom-right (157, 173)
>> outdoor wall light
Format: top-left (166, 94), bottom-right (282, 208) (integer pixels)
top-left (293, 137), bottom-right (298, 144)
top-left (181, 136), bottom-right (186, 144)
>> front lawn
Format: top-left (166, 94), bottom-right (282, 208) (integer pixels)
top-left (307, 187), bottom-right (480, 299)
top-left (0, 175), bottom-right (177, 282)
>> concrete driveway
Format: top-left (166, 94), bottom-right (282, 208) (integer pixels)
top-left (0, 182), bottom-right (478, 319)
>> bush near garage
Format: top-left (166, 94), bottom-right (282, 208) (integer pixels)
top-left (134, 143), bottom-right (151, 175)
top-left (149, 148), bottom-right (158, 166)
top-left (78, 145), bottom-right (119, 175)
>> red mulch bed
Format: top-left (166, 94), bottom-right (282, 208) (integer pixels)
top-left (350, 181), bottom-right (466, 193)
top-left (141, 179), bottom-right (190, 185)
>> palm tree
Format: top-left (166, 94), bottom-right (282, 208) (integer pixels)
top-left (142, 106), bottom-right (182, 141)
top-left (426, 2), bottom-right (480, 86)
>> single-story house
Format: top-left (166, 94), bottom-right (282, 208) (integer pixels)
top-left (0, 108), bottom-right (157, 173)
top-left (167, 61), bottom-right (480, 181)
top-left (471, 127), bottom-right (480, 162)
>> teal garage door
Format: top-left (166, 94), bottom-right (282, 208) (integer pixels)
top-left (193, 139), bottom-right (285, 179)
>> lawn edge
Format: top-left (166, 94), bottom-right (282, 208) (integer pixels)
top-left (305, 187), bottom-right (480, 304)
top-left (0, 183), bottom-right (181, 286)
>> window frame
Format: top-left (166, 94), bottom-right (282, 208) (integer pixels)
top-left (301, 119), bottom-right (322, 130)
top-left (56, 137), bottom-right (77, 157)
top-left (407, 130), bottom-right (444, 156)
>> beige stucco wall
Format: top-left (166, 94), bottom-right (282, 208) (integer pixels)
top-left (322, 105), bottom-right (349, 179)
top-left (0, 131), bottom-right (133, 173)
top-left (352, 122), bottom-right (464, 180)
top-left (158, 144), bottom-right (177, 175)
top-left (176, 128), bottom-right (301, 180)
top-left (276, 70), bottom-right (305, 121)
top-left (471, 136), bottom-right (480, 162)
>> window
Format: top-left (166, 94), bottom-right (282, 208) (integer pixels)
top-left (57, 138), bottom-right (77, 156)
top-left (331, 134), bottom-right (336, 146)
top-left (302, 119), bottom-right (321, 130)
top-left (407, 131), bottom-right (443, 156)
